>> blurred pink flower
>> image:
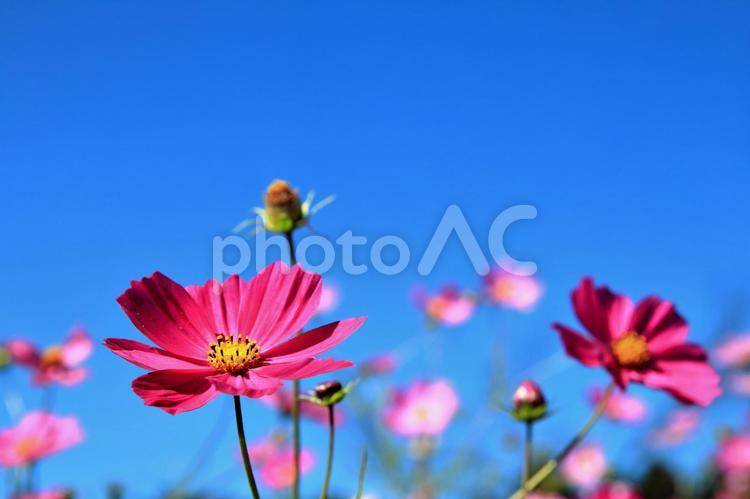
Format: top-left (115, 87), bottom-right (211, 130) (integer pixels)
top-left (717, 434), bottom-right (750, 472)
top-left (589, 387), bottom-right (647, 423)
top-left (483, 265), bottom-right (542, 311)
top-left (12, 491), bottom-right (67, 499)
top-left (316, 284), bottom-right (339, 315)
top-left (585, 482), bottom-right (642, 499)
top-left (384, 379), bottom-right (459, 436)
top-left (561, 443), bottom-right (607, 489)
top-left (260, 387), bottom-right (343, 425)
top-left (0, 411), bottom-right (84, 467)
top-left (714, 334), bottom-right (750, 369)
top-left (412, 285), bottom-right (475, 327)
top-left (553, 278), bottom-right (721, 406)
top-left (359, 353), bottom-right (398, 376)
top-left (728, 373), bottom-right (750, 395)
top-left (650, 408), bottom-right (700, 447)
top-left (6, 327), bottom-right (92, 386)
top-left (247, 438), bottom-right (315, 490)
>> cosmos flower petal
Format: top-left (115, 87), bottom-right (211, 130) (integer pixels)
top-left (571, 277), bottom-right (623, 342)
top-left (0, 411), bottom-right (84, 467)
top-left (61, 327), bottom-right (93, 367)
top-left (254, 358), bottom-right (354, 380)
top-left (131, 368), bottom-right (219, 415)
top-left (207, 372), bottom-right (282, 397)
top-left (35, 368), bottom-right (89, 386)
top-left (5, 339), bottom-right (40, 367)
top-left (630, 297), bottom-right (689, 351)
top-left (261, 317), bottom-right (365, 363)
top-left (640, 352), bottom-right (721, 406)
top-left (553, 323), bottom-right (605, 367)
top-left (105, 338), bottom-right (208, 371)
top-left (117, 272), bottom-right (216, 359)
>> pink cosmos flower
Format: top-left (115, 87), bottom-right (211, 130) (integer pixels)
top-left (260, 387), bottom-right (343, 425)
top-left (105, 262), bottom-right (365, 415)
top-left (247, 439), bottom-right (315, 489)
top-left (6, 328), bottom-right (92, 386)
top-left (384, 379), bottom-right (459, 436)
top-left (412, 285), bottom-right (475, 327)
top-left (585, 482), bottom-right (642, 499)
top-left (316, 284), bottom-right (339, 315)
top-left (0, 411), bottom-right (84, 467)
top-left (714, 333), bottom-right (750, 369)
top-left (483, 265), bottom-right (542, 311)
top-left (359, 353), bottom-right (398, 376)
top-left (13, 490), bottom-right (68, 499)
top-left (589, 387), bottom-right (647, 423)
top-left (561, 443), bottom-right (607, 489)
top-left (717, 434), bottom-right (750, 472)
top-left (553, 278), bottom-right (721, 406)
top-left (650, 408), bottom-right (700, 447)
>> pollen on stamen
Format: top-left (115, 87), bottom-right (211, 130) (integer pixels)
top-left (207, 334), bottom-right (261, 374)
top-left (611, 331), bottom-right (650, 368)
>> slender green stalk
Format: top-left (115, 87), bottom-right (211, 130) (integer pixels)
top-left (356, 448), bottom-right (368, 499)
top-left (233, 396), bottom-right (261, 499)
top-left (320, 405), bottom-right (336, 499)
top-left (523, 421), bottom-right (533, 485)
top-left (284, 230), bottom-right (301, 499)
top-left (509, 383), bottom-right (615, 499)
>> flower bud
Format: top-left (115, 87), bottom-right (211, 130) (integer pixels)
top-left (511, 380), bottom-right (548, 422)
top-left (314, 380), bottom-right (343, 400)
top-left (303, 379), bottom-right (356, 407)
top-left (263, 180), bottom-right (304, 233)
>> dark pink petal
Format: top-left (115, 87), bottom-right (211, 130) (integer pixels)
top-left (261, 317), bottom-right (365, 363)
top-left (61, 327), bottom-right (93, 367)
top-left (5, 339), bottom-right (40, 367)
top-left (553, 323), bottom-right (606, 367)
top-left (186, 274), bottom-right (250, 338)
top-left (117, 272), bottom-right (215, 359)
top-left (131, 369), bottom-right (218, 415)
top-left (34, 367), bottom-right (88, 386)
top-left (571, 278), bottom-right (630, 342)
top-left (254, 358), bottom-right (354, 380)
top-left (640, 344), bottom-right (721, 406)
top-left (242, 263), bottom-right (322, 348)
top-left (208, 372), bottom-right (282, 398)
top-left (631, 297), bottom-right (689, 353)
top-left (105, 338), bottom-right (208, 371)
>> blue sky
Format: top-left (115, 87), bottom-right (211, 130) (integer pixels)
top-left (1, 1), bottom-right (749, 497)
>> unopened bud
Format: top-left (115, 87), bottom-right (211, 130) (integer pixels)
top-left (511, 380), bottom-right (547, 422)
top-left (314, 380), bottom-right (343, 400)
top-left (263, 180), bottom-right (304, 233)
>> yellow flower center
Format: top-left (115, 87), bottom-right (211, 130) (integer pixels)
top-left (207, 335), bottom-right (261, 374)
top-left (413, 405), bottom-right (430, 422)
top-left (40, 346), bottom-right (63, 367)
top-left (15, 437), bottom-right (40, 459)
top-left (611, 331), bottom-right (650, 368)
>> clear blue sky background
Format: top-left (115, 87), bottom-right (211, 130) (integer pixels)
top-left (1, 1), bottom-right (749, 497)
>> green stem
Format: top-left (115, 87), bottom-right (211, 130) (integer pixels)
top-left (523, 421), bottom-right (533, 485)
top-left (509, 383), bottom-right (615, 499)
top-left (284, 230), bottom-right (301, 499)
top-left (234, 396), bottom-right (261, 499)
top-left (356, 448), bottom-right (368, 499)
top-left (320, 405), bottom-right (335, 499)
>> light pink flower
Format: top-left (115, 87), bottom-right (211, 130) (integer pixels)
top-left (6, 328), bottom-right (92, 386)
top-left (316, 284), bottom-right (339, 315)
top-left (483, 265), bottom-right (542, 311)
top-left (384, 379), bottom-right (459, 436)
top-left (105, 262), bottom-right (365, 415)
top-left (13, 490), bottom-right (68, 499)
top-left (589, 387), bottom-right (647, 423)
top-left (714, 334), bottom-right (750, 369)
top-left (359, 353), bottom-right (398, 376)
top-left (248, 439), bottom-right (315, 490)
top-left (650, 408), bottom-right (700, 447)
top-left (585, 482), bottom-right (642, 499)
top-left (0, 412), bottom-right (84, 467)
top-left (561, 443), bottom-right (607, 489)
top-left (412, 285), bottom-right (475, 327)
top-left (717, 434), bottom-right (750, 472)
top-left (553, 278), bottom-right (721, 406)
top-left (260, 387), bottom-right (343, 425)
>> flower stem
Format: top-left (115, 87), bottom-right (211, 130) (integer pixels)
top-left (522, 421), bottom-right (533, 485)
top-left (284, 230), bottom-right (302, 499)
top-left (233, 396), bottom-right (261, 499)
top-left (509, 382), bottom-right (615, 499)
top-left (320, 405), bottom-right (335, 499)
top-left (356, 448), bottom-right (368, 499)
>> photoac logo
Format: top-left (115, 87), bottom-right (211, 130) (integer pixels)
top-left (213, 204), bottom-right (537, 281)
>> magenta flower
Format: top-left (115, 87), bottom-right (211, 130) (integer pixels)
top-left (6, 328), bottom-right (92, 386)
top-left (384, 379), bottom-right (459, 436)
top-left (650, 408), bottom-right (700, 447)
top-left (0, 412), bottom-right (84, 467)
top-left (717, 434), bottom-right (750, 473)
top-left (13, 491), bottom-right (68, 499)
top-left (260, 387), bottom-right (344, 425)
top-left (553, 278), bottom-right (720, 406)
top-left (105, 262), bottom-right (365, 415)
top-left (561, 443), bottom-right (607, 489)
top-left (714, 333), bottom-right (750, 369)
top-left (412, 285), bottom-right (475, 327)
top-left (248, 438), bottom-right (315, 489)
top-left (585, 482), bottom-right (642, 499)
top-left (483, 265), bottom-right (542, 311)
top-left (589, 386), bottom-right (647, 423)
